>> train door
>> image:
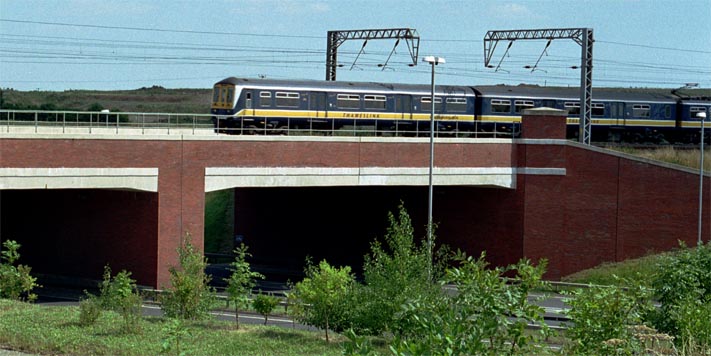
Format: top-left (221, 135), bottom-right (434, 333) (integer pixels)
top-left (610, 102), bottom-right (625, 126)
top-left (395, 95), bottom-right (413, 120)
top-left (310, 92), bottom-right (327, 118)
top-left (245, 91), bottom-right (253, 116)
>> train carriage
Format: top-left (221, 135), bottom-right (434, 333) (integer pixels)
top-left (211, 77), bottom-right (478, 136)
top-left (475, 85), bottom-right (681, 142)
top-left (211, 77), bottom-right (709, 143)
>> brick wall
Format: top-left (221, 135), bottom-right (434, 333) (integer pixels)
top-left (2, 134), bottom-right (708, 285)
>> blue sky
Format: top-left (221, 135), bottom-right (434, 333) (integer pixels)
top-left (0, 0), bottom-right (709, 91)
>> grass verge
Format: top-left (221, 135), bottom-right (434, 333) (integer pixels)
top-left (560, 250), bottom-right (675, 287)
top-left (0, 299), bottom-right (357, 356)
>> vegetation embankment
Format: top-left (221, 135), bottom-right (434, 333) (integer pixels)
top-left (609, 146), bottom-right (711, 171)
top-left (0, 86), bottom-right (212, 113)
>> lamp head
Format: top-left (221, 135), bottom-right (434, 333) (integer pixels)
top-left (698, 112), bottom-right (707, 120)
top-left (422, 56), bottom-right (445, 65)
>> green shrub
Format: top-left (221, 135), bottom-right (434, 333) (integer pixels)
top-left (97, 265), bottom-right (143, 333)
top-left (565, 281), bottom-right (653, 355)
top-left (160, 318), bottom-right (190, 356)
top-left (651, 242), bottom-right (711, 349)
top-left (348, 204), bottom-right (447, 336)
top-left (0, 240), bottom-right (39, 302)
top-left (671, 298), bottom-right (711, 353)
top-left (387, 252), bottom-right (550, 356)
top-left (78, 295), bottom-right (102, 326)
top-left (252, 292), bottom-right (279, 325)
top-left (290, 259), bottom-right (354, 342)
top-left (160, 233), bottom-right (216, 321)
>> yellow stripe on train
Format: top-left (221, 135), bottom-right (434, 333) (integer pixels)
top-left (233, 109), bottom-right (475, 121)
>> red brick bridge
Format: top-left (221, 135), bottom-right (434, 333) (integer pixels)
top-left (0, 109), bottom-right (708, 287)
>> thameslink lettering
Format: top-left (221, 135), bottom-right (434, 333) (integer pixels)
top-left (343, 113), bottom-right (381, 118)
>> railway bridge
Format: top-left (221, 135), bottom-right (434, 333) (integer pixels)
top-left (0, 109), bottom-right (709, 287)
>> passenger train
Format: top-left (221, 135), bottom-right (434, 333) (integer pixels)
top-left (210, 77), bottom-right (711, 143)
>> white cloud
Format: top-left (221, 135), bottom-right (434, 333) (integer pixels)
top-left (489, 2), bottom-right (543, 20)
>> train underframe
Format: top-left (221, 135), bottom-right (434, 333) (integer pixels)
top-left (213, 115), bottom-right (709, 144)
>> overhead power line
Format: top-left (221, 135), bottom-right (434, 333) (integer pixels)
top-left (597, 40), bottom-right (711, 54)
top-left (0, 19), bottom-right (322, 39)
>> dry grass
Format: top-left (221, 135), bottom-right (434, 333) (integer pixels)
top-left (610, 146), bottom-right (711, 171)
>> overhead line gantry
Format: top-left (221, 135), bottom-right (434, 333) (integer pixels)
top-left (484, 28), bottom-right (594, 144)
top-left (326, 28), bottom-right (420, 81)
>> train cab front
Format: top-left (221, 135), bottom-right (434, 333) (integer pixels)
top-left (211, 82), bottom-right (238, 133)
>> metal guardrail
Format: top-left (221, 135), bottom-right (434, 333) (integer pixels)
top-left (0, 109), bottom-right (521, 138)
top-left (0, 109), bottom-right (214, 135)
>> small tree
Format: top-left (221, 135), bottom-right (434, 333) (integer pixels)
top-left (291, 259), bottom-right (354, 342)
top-left (160, 233), bottom-right (216, 320)
top-left (0, 240), bottom-right (39, 302)
top-left (224, 243), bottom-right (264, 329)
top-left (252, 292), bottom-right (279, 325)
top-left (351, 203), bottom-right (447, 336)
top-left (97, 265), bottom-right (143, 333)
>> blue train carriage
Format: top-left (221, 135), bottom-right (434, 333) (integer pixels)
top-left (678, 98), bottom-right (711, 143)
top-left (474, 85), bottom-right (680, 142)
top-left (210, 77), bottom-right (477, 136)
top-left (474, 85), bottom-right (573, 138)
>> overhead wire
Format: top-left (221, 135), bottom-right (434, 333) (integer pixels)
top-left (0, 18), bottom-right (709, 88)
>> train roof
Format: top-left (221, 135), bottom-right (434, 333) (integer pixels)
top-left (474, 85), bottom-right (679, 103)
top-left (215, 77), bottom-right (476, 96)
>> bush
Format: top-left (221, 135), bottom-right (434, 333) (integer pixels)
top-left (252, 292), bottom-right (279, 325)
top-left (160, 233), bottom-right (216, 320)
top-left (78, 295), bottom-right (102, 326)
top-left (387, 253), bottom-right (550, 356)
top-left (651, 242), bottom-right (711, 350)
top-left (290, 259), bottom-right (354, 342)
top-left (160, 318), bottom-right (190, 356)
top-left (565, 281), bottom-right (653, 355)
top-left (348, 204), bottom-right (447, 336)
top-left (97, 265), bottom-right (143, 333)
top-left (0, 240), bottom-right (39, 302)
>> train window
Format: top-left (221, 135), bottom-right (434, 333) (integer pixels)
top-left (564, 102), bottom-right (580, 115)
top-left (259, 91), bottom-right (272, 107)
top-left (632, 104), bottom-right (650, 118)
top-left (514, 100), bottom-right (534, 113)
top-left (275, 92), bottom-right (300, 107)
top-left (212, 88), bottom-right (220, 103)
top-left (227, 88), bottom-right (234, 104)
top-left (446, 98), bottom-right (467, 112)
top-left (421, 97), bottom-right (442, 111)
top-left (491, 99), bottom-right (511, 113)
top-left (337, 94), bottom-right (361, 109)
top-left (591, 103), bottom-right (605, 116)
top-left (665, 105), bottom-right (672, 119)
top-left (364, 95), bottom-right (386, 110)
top-left (691, 107), bottom-right (705, 118)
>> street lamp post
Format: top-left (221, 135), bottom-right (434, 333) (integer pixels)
top-left (698, 111), bottom-right (707, 246)
top-left (422, 56), bottom-right (445, 280)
